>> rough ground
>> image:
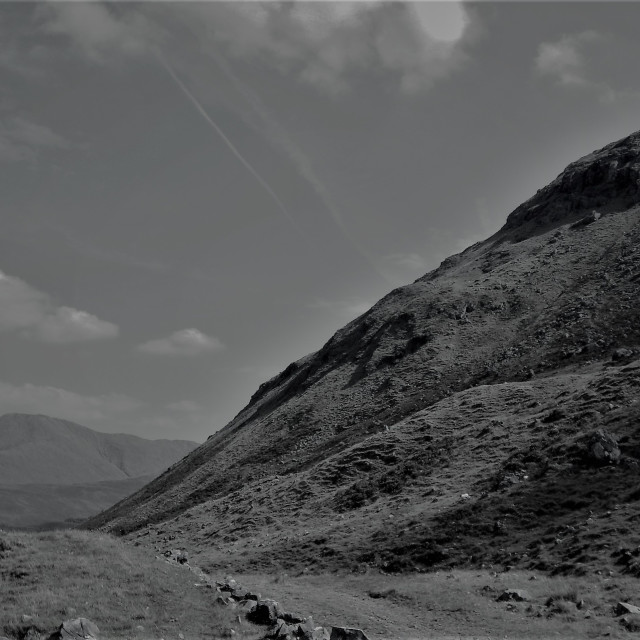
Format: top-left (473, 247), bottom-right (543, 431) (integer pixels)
top-left (86, 130), bottom-right (640, 635)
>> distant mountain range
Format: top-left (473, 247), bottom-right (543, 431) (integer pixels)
top-left (0, 413), bottom-right (198, 528)
top-left (89, 129), bottom-right (640, 578)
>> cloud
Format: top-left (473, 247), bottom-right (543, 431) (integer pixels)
top-left (37, 2), bottom-right (162, 63)
top-left (0, 380), bottom-right (140, 425)
top-left (0, 270), bottom-right (119, 343)
top-left (0, 116), bottom-right (69, 163)
top-left (535, 31), bottom-right (617, 102)
top-left (34, 307), bottom-right (118, 344)
top-left (137, 328), bottom-right (224, 356)
top-left (36, 2), bottom-right (470, 94)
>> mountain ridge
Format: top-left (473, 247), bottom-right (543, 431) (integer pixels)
top-left (0, 413), bottom-right (198, 486)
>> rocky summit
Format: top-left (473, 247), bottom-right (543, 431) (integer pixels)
top-left (88, 129), bottom-right (640, 579)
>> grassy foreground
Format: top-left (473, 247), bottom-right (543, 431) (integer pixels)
top-left (0, 529), bottom-right (240, 640)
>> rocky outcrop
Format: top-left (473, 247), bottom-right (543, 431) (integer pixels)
top-left (503, 131), bottom-right (640, 235)
top-left (584, 429), bottom-right (621, 466)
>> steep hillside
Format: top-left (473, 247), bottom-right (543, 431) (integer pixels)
top-left (0, 413), bottom-right (197, 485)
top-left (89, 130), bottom-right (640, 578)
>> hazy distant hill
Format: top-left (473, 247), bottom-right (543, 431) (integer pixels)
top-left (89, 130), bottom-right (640, 578)
top-left (0, 413), bottom-right (197, 527)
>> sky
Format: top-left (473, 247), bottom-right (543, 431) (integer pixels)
top-left (1, 1), bottom-right (640, 442)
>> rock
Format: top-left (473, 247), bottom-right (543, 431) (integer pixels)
top-left (176, 550), bottom-right (188, 564)
top-left (296, 619), bottom-right (330, 640)
top-left (612, 348), bottom-right (634, 361)
top-left (236, 600), bottom-right (258, 616)
top-left (215, 595), bottom-right (235, 607)
top-left (265, 621), bottom-right (295, 639)
top-left (542, 408), bottom-right (566, 423)
top-left (248, 599), bottom-right (284, 626)
top-left (585, 429), bottom-right (621, 466)
top-left (615, 602), bottom-right (640, 616)
top-left (620, 614), bottom-right (640, 632)
top-left (571, 210), bottom-right (601, 228)
top-left (280, 611), bottom-right (305, 625)
top-left (497, 589), bottom-right (529, 602)
top-left (329, 628), bottom-right (370, 640)
top-left (52, 618), bottom-right (99, 640)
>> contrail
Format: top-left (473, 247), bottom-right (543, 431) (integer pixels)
top-left (208, 50), bottom-right (391, 283)
top-left (158, 55), bottom-right (299, 232)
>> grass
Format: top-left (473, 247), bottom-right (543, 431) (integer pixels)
top-left (230, 568), bottom-right (638, 639)
top-left (0, 529), bottom-right (252, 640)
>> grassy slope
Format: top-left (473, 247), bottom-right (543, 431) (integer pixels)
top-left (0, 529), bottom-right (244, 640)
top-left (1, 529), bottom-right (636, 640)
top-left (93, 205), bottom-right (640, 581)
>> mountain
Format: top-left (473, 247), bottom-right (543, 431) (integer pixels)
top-left (88, 130), bottom-right (640, 578)
top-left (0, 413), bottom-right (197, 528)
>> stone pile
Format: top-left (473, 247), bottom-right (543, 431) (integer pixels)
top-left (212, 577), bottom-right (370, 640)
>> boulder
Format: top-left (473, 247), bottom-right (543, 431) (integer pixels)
top-left (329, 628), bottom-right (370, 640)
top-left (497, 589), bottom-right (529, 602)
top-left (615, 602), bottom-right (640, 616)
top-left (248, 599), bottom-right (284, 626)
top-left (215, 595), bottom-right (235, 607)
top-left (296, 619), bottom-right (330, 640)
top-left (280, 611), bottom-right (305, 625)
top-left (265, 621), bottom-right (295, 640)
top-left (571, 210), bottom-right (601, 228)
top-left (236, 600), bottom-right (258, 616)
top-left (612, 348), bottom-right (634, 361)
top-left (51, 618), bottom-right (99, 640)
top-left (620, 614), bottom-right (640, 632)
top-left (585, 429), bottom-right (620, 466)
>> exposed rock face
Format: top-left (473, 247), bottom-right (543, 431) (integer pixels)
top-left (503, 131), bottom-right (640, 235)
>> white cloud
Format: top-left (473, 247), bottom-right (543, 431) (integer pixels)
top-left (0, 116), bottom-right (69, 163)
top-left (34, 307), bottom-right (118, 344)
top-left (0, 381), bottom-right (140, 425)
top-left (38, 2), bottom-right (162, 63)
top-left (137, 328), bottom-right (224, 357)
top-left (0, 270), bottom-right (119, 343)
top-left (535, 31), bottom-right (616, 102)
top-left (37, 2), bottom-right (470, 94)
